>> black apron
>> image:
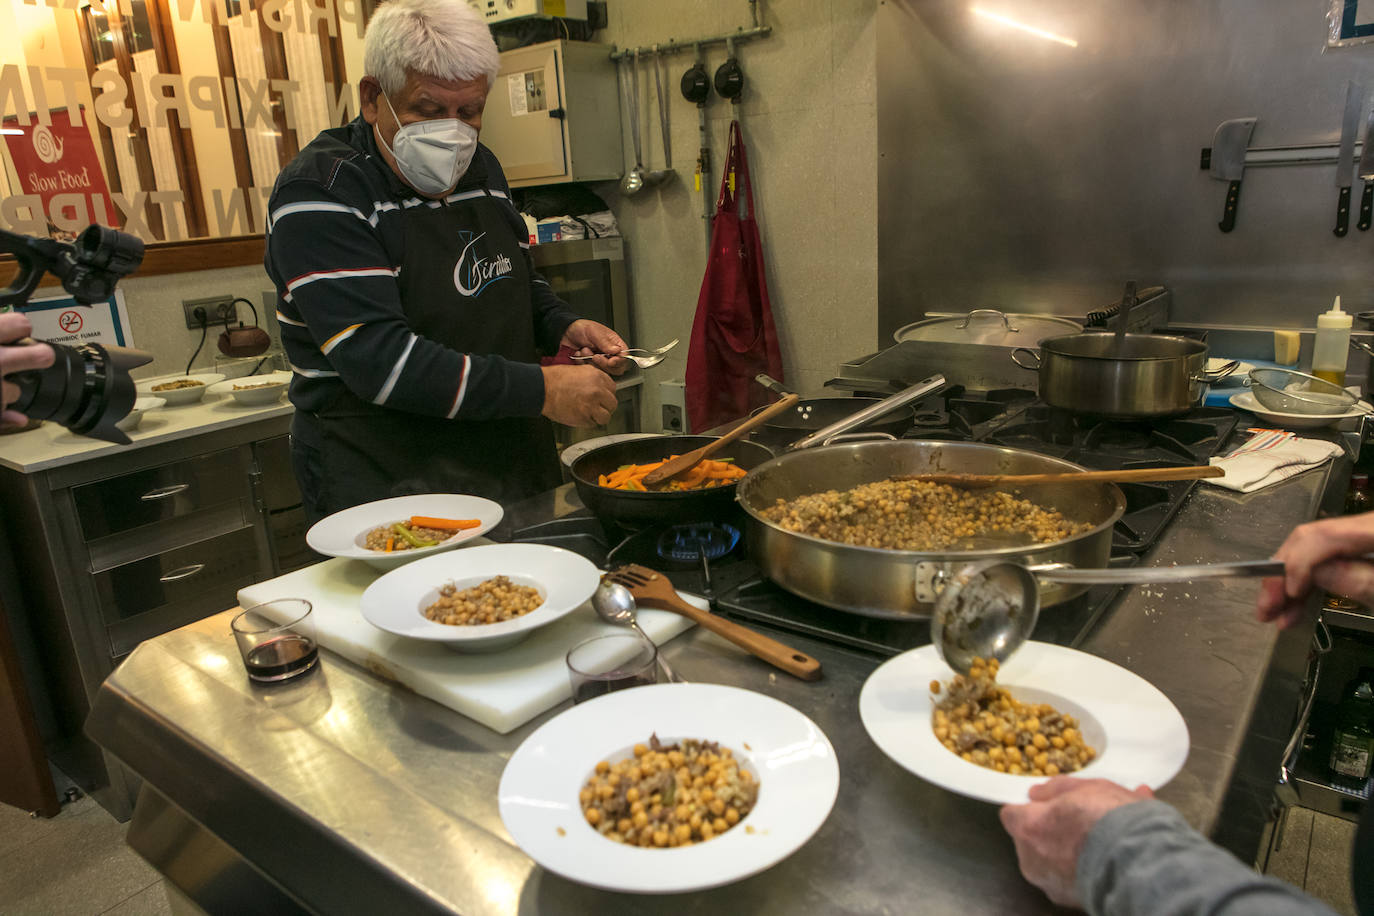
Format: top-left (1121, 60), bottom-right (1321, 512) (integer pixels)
top-left (292, 191), bottom-right (561, 524)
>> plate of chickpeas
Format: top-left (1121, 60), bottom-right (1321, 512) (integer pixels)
top-left (857, 642), bottom-right (1189, 805)
top-left (498, 683), bottom-right (840, 894)
top-left (360, 544), bottom-right (599, 652)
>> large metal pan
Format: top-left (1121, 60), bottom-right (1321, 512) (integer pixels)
top-left (736, 440), bottom-right (1126, 620)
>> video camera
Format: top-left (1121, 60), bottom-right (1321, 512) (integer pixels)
top-left (1, 225), bottom-right (152, 445)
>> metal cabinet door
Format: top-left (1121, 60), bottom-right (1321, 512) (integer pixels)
top-left (481, 43), bottom-right (567, 183)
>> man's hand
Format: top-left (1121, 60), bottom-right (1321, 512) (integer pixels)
top-left (0, 312), bottom-right (55, 427)
top-left (540, 364), bottom-right (618, 428)
top-left (561, 319), bottom-right (629, 376)
top-left (1255, 511), bottom-right (1374, 628)
top-left (999, 777), bottom-right (1154, 908)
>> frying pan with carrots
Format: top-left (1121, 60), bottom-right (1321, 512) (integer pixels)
top-left (568, 435), bottom-right (774, 527)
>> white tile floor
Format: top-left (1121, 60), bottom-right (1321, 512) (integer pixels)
top-left (0, 793), bottom-right (170, 916)
top-left (0, 791), bottom-right (1360, 914)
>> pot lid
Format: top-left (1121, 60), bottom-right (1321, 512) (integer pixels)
top-left (893, 309), bottom-right (1083, 346)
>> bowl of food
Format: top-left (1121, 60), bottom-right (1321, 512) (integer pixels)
top-left (498, 683), bottom-right (840, 893)
top-left (136, 372), bottom-right (225, 406)
top-left (115, 396), bottom-right (166, 433)
top-left (209, 370), bottom-right (291, 406)
top-left (306, 493), bottom-right (503, 569)
top-left (858, 642), bottom-right (1189, 804)
top-left (359, 543), bottom-right (599, 651)
top-left (1247, 367), bottom-right (1362, 415)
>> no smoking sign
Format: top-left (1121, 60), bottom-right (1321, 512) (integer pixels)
top-left (59, 310), bottom-right (83, 333)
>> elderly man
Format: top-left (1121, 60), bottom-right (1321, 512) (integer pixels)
top-left (265, 0), bottom-right (623, 522)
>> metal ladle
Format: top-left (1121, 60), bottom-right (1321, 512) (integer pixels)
top-left (619, 50), bottom-right (647, 196)
top-left (591, 580), bottom-right (682, 683)
top-left (931, 558), bottom-right (1286, 674)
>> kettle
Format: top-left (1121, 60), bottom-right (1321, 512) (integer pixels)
top-left (217, 298), bottom-right (272, 358)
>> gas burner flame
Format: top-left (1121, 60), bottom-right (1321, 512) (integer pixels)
top-left (656, 523), bottom-right (741, 563)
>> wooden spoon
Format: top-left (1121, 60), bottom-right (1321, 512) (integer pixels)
top-left (895, 465), bottom-right (1225, 489)
top-left (604, 564), bottom-right (823, 681)
top-left (641, 393), bottom-right (800, 487)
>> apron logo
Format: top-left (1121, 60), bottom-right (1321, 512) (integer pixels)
top-left (453, 230), bottom-right (513, 298)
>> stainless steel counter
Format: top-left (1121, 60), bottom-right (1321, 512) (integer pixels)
top-left (87, 461), bottom-right (1342, 913)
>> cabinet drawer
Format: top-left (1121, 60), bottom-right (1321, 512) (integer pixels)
top-left (73, 447), bottom-right (252, 541)
top-left (94, 526), bottom-right (261, 633)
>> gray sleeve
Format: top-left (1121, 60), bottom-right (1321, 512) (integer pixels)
top-left (1077, 800), bottom-right (1338, 916)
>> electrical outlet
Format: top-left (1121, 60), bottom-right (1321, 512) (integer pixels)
top-left (660, 379), bottom-right (688, 433)
top-left (183, 296), bottom-right (237, 329)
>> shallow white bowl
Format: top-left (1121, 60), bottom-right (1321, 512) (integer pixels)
top-left (499, 683), bottom-right (840, 893)
top-left (360, 543), bottom-right (598, 651)
top-left (136, 373), bottom-right (225, 406)
top-left (306, 493), bottom-right (503, 569)
top-left (859, 642), bottom-right (1189, 805)
top-left (1229, 390), bottom-right (1370, 429)
top-left (116, 396), bottom-right (166, 432)
top-left (209, 370), bottom-right (291, 406)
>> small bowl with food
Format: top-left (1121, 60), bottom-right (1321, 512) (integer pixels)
top-left (115, 396), bottom-right (166, 433)
top-left (359, 543), bottom-right (599, 651)
top-left (136, 372), bottom-right (226, 406)
top-left (498, 683), bottom-right (840, 894)
top-left (306, 493), bottom-right (504, 569)
top-left (209, 370), bottom-right (291, 406)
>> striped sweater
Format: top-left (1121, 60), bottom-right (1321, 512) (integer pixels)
top-left (263, 117), bottom-right (579, 420)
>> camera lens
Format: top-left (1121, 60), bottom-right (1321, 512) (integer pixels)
top-left (10, 340), bottom-right (153, 444)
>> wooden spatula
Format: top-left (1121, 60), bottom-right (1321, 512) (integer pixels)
top-left (641, 393), bottom-right (800, 488)
top-left (896, 465), bottom-right (1225, 489)
top-left (604, 564), bottom-right (823, 681)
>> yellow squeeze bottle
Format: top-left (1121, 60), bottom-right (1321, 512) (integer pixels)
top-left (1313, 296), bottom-right (1353, 386)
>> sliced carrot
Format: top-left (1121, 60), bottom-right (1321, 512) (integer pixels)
top-left (385, 537), bottom-right (395, 552)
top-left (409, 516), bottom-right (481, 531)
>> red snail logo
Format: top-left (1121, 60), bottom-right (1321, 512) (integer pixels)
top-left (32, 125), bottom-right (64, 164)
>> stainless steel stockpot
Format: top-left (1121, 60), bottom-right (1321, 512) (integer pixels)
top-left (1013, 332), bottom-right (1215, 418)
top-left (735, 440), bottom-right (1126, 620)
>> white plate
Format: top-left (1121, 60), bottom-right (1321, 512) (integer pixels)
top-left (1229, 390), bottom-right (1370, 429)
top-left (116, 396), bottom-right (165, 432)
top-left (306, 493), bottom-right (503, 569)
top-left (560, 433), bottom-right (663, 467)
top-left (136, 372), bottom-right (225, 405)
top-left (208, 370), bottom-right (291, 406)
top-left (499, 683), bottom-right (839, 894)
top-left (1207, 358), bottom-right (1254, 385)
top-left (858, 642), bottom-right (1188, 805)
top-left (360, 543), bottom-right (599, 651)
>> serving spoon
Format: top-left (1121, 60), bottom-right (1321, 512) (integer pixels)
top-left (931, 558), bottom-right (1286, 675)
top-left (898, 465), bottom-right (1224, 489)
top-left (591, 580), bottom-right (682, 683)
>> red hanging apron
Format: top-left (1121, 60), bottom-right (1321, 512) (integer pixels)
top-left (684, 120), bottom-right (784, 433)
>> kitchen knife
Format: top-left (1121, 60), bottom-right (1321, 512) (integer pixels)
top-left (1209, 117), bottom-right (1258, 232)
top-left (1334, 81), bottom-right (1365, 237)
top-left (1359, 104), bottom-right (1374, 230)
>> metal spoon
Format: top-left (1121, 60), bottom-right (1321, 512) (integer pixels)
top-left (591, 580), bottom-right (682, 683)
top-left (619, 51), bottom-right (647, 196)
top-left (931, 557), bottom-right (1287, 674)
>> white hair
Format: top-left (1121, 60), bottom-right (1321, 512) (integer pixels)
top-left (364, 0), bottom-right (499, 96)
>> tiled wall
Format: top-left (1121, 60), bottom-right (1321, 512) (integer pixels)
top-left (600, 0), bottom-right (879, 430)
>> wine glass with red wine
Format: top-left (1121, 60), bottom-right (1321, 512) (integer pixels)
top-left (231, 599), bottom-right (319, 683)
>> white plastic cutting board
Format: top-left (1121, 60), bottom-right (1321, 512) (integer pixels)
top-left (235, 555), bottom-right (697, 734)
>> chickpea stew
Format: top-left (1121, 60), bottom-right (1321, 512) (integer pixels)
top-left (930, 656), bottom-right (1096, 776)
top-left (579, 735), bottom-right (758, 848)
top-left (423, 575), bottom-right (543, 626)
top-left (761, 477), bottom-right (1091, 551)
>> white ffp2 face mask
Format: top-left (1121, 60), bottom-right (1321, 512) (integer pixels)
top-left (375, 92), bottom-right (478, 196)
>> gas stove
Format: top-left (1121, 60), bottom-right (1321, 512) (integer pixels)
top-left (510, 387), bottom-right (1241, 659)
